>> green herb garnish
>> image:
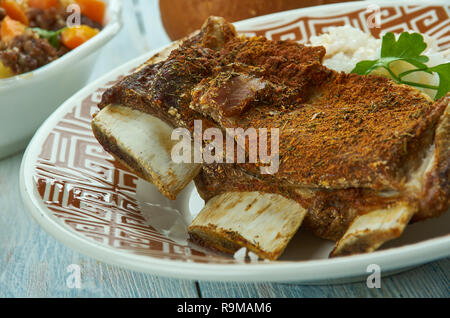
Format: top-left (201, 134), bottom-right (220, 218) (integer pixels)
top-left (351, 32), bottom-right (450, 100)
top-left (30, 27), bottom-right (66, 49)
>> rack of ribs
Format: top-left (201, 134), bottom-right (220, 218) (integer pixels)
top-left (92, 17), bottom-right (449, 260)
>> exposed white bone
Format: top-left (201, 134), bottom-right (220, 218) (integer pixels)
top-left (92, 105), bottom-right (201, 200)
top-left (330, 201), bottom-right (416, 257)
top-left (188, 191), bottom-right (307, 260)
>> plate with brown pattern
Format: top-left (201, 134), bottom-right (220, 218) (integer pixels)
top-left (20, 0), bottom-right (450, 283)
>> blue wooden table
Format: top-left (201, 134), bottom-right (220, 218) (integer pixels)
top-left (0, 0), bottom-right (448, 298)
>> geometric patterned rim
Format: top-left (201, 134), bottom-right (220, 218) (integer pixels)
top-left (33, 4), bottom-right (450, 264)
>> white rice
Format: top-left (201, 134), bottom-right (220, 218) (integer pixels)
top-left (309, 26), bottom-right (449, 99)
top-left (232, 247), bottom-right (261, 263)
top-left (310, 26), bottom-right (381, 73)
top-left (247, 251), bottom-right (260, 262)
top-left (233, 246), bottom-right (247, 262)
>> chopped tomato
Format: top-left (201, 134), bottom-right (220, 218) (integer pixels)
top-left (0, 0), bottom-right (29, 25)
top-left (61, 25), bottom-right (99, 49)
top-left (75, 0), bottom-right (105, 25)
top-left (0, 16), bottom-right (26, 42)
top-left (27, 0), bottom-right (59, 10)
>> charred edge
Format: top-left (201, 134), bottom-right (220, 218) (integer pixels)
top-left (91, 121), bottom-right (176, 200)
top-left (188, 225), bottom-right (282, 261)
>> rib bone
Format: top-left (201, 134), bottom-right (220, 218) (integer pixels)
top-left (330, 201), bottom-right (416, 257)
top-left (92, 105), bottom-right (201, 199)
top-left (188, 191), bottom-right (307, 260)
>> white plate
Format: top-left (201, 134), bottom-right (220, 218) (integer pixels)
top-left (20, 0), bottom-right (450, 283)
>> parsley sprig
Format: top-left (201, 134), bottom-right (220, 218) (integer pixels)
top-left (30, 27), bottom-right (66, 49)
top-left (351, 32), bottom-right (450, 100)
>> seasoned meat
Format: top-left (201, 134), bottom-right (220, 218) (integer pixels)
top-left (101, 17), bottom-right (443, 192)
top-left (80, 14), bottom-right (103, 30)
top-left (27, 7), bottom-right (68, 31)
top-left (27, 7), bottom-right (103, 31)
top-left (95, 17), bottom-right (449, 257)
top-left (99, 17), bottom-right (327, 131)
top-left (192, 72), bottom-right (268, 117)
top-left (0, 33), bottom-right (58, 74)
top-left (413, 97), bottom-right (450, 221)
top-left (192, 98), bottom-right (450, 241)
top-left (56, 44), bottom-right (70, 57)
top-left (194, 72), bottom-right (443, 190)
top-left (193, 162), bottom-right (407, 241)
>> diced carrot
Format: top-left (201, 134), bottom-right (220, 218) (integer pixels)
top-left (27, 0), bottom-right (59, 10)
top-left (74, 0), bottom-right (105, 25)
top-left (61, 25), bottom-right (99, 49)
top-left (1, 16), bottom-right (26, 42)
top-left (0, 0), bottom-right (29, 26)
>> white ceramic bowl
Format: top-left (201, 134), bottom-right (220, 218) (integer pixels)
top-left (0, 0), bottom-right (122, 159)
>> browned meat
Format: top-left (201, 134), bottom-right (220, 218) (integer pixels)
top-left (80, 14), bottom-right (103, 30)
top-left (193, 73), bottom-right (268, 117)
top-left (194, 162), bottom-right (409, 241)
top-left (100, 17), bottom-right (443, 192)
top-left (0, 33), bottom-right (58, 74)
top-left (413, 96), bottom-right (450, 221)
top-left (195, 73), bottom-right (444, 190)
top-left (27, 7), bottom-right (68, 31)
top-left (96, 17), bottom-right (449, 253)
top-left (99, 17), bottom-right (327, 131)
top-left (99, 45), bottom-right (221, 131)
top-left (26, 7), bottom-right (103, 31)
